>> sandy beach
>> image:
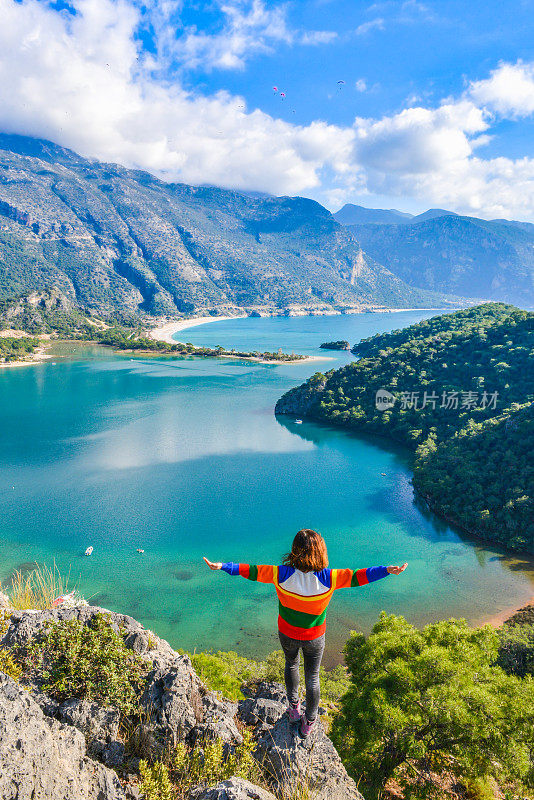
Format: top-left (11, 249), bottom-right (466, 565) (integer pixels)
top-left (150, 315), bottom-right (248, 344)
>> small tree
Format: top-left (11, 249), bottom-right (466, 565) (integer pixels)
top-left (331, 613), bottom-right (534, 798)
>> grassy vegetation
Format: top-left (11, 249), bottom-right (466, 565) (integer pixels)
top-left (140, 730), bottom-right (257, 800)
top-left (6, 562), bottom-right (71, 610)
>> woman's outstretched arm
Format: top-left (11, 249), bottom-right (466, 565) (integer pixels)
top-left (203, 557), bottom-right (275, 583)
top-left (333, 562), bottom-right (408, 589)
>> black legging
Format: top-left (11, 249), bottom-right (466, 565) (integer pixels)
top-left (278, 631), bottom-right (325, 722)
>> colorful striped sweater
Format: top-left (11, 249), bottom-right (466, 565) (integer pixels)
top-left (221, 563), bottom-right (390, 640)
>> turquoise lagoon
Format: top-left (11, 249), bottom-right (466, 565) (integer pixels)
top-left (0, 311), bottom-right (533, 662)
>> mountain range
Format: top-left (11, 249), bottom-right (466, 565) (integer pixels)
top-left (334, 204), bottom-right (534, 306)
top-left (0, 134), bottom-right (453, 319)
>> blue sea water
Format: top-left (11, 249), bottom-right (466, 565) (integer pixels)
top-left (0, 311), bottom-right (532, 662)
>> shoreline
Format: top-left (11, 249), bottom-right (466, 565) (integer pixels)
top-left (149, 307), bottom-right (455, 347)
top-left (480, 596), bottom-right (534, 629)
top-left (0, 343), bottom-right (51, 369)
top-left (148, 313), bottom-right (333, 364)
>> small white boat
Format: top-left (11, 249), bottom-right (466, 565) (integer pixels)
top-left (84, 546), bottom-right (93, 556)
top-left (295, 419), bottom-right (303, 424)
top-left (137, 548), bottom-right (145, 553)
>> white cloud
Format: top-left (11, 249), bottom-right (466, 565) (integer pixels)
top-left (347, 97), bottom-right (534, 219)
top-left (300, 30), bottom-right (338, 45)
top-left (152, 0), bottom-right (337, 72)
top-left (355, 18), bottom-right (385, 35)
top-left (355, 79), bottom-right (368, 92)
top-left (470, 60), bottom-right (534, 118)
top-left (0, 0), bottom-right (353, 196)
top-left (172, 0), bottom-right (292, 71)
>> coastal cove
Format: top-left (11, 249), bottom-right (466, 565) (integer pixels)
top-left (0, 311), bottom-right (533, 663)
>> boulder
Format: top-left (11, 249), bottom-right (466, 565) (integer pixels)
top-left (0, 672), bottom-right (128, 800)
top-left (239, 697), bottom-right (285, 733)
top-left (255, 715), bottom-right (363, 800)
top-left (243, 682), bottom-right (287, 704)
top-left (57, 698), bottom-right (122, 761)
top-left (190, 778), bottom-right (277, 800)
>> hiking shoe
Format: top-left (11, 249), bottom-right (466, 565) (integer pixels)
top-left (298, 716), bottom-right (316, 738)
top-left (287, 701), bottom-right (301, 722)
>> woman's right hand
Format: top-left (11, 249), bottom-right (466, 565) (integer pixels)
top-left (387, 563), bottom-right (408, 575)
top-left (203, 556), bottom-right (222, 570)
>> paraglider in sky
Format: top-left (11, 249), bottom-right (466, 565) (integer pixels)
top-left (273, 86), bottom-right (278, 92)
top-left (280, 92), bottom-right (286, 98)
top-left (337, 80), bottom-right (345, 84)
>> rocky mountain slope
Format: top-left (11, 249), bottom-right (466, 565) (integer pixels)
top-left (338, 211), bottom-right (534, 306)
top-left (0, 604), bottom-right (362, 800)
top-left (0, 134), bottom-right (452, 319)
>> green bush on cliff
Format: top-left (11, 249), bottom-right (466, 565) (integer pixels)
top-left (21, 614), bottom-right (148, 715)
top-left (331, 613), bottom-right (534, 799)
top-left (139, 730), bottom-right (257, 800)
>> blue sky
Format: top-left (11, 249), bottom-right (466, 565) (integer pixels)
top-left (1, 0), bottom-right (534, 218)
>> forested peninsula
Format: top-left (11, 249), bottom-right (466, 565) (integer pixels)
top-left (0, 292), bottom-right (305, 364)
top-left (276, 304), bottom-right (534, 553)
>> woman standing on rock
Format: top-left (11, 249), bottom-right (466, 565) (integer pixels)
top-left (203, 528), bottom-right (407, 738)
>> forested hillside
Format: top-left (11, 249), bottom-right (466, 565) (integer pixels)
top-left (276, 304), bottom-right (534, 552)
top-left (345, 214), bottom-right (534, 306)
top-left (415, 402), bottom-right (533, 552)
top-left (0, 134), bottom-right (452, 318)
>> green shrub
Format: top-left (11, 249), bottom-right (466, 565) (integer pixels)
top-left (191, 651), bottom-right (266, 700)
top-left (331, 613), bottom-right (534, 799)
top-left (139, 760), bottom-right (174, 800)
top-left (21, 614), bottom-right (148, 715)
top-left (0, 647), bottom-right (22, 681)
top-left (140, 730), bottom-right (257, 799)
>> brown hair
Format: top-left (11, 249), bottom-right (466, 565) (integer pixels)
top-left (282, 529), bottom-right (328, 572)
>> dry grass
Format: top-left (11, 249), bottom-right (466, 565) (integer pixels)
top-left (5, 562), bottom-right (72, 610)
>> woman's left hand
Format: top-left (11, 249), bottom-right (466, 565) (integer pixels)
top-left (203, 556), bottom-right (222, 570)
top-left (387, 562), bottom-right (408, 575)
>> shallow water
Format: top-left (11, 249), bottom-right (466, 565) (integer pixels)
top-left (1, 311), bottom-right (532, 662)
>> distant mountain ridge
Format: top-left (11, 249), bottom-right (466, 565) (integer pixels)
top-left (334, 204), bottom-right (459, 226)
top-left (334, 203), bottom-right (534, 306)
top-left (0, 134), bottom-right (455, 318)
top-left (333, 204), bottom-right (414, 225)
